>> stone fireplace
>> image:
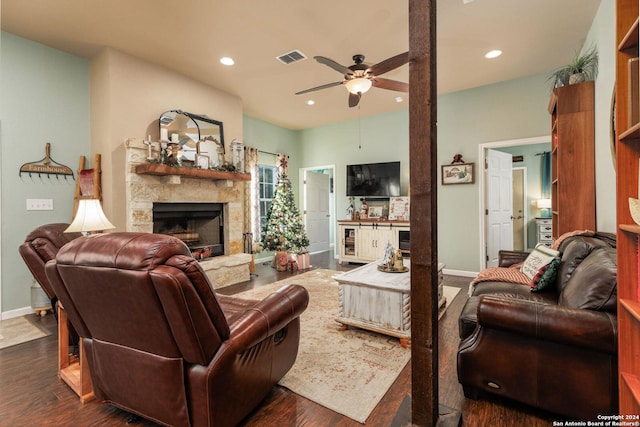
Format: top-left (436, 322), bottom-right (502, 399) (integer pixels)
top-left (124, 138), bottom-right (251, 288)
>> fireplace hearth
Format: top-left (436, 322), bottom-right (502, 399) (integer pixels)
top-left (153, 202), bottom-right (224, 259)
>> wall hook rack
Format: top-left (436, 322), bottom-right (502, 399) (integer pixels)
top-left (19, 142), bottom-right (75, 180)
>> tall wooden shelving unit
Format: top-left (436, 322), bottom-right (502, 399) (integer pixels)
top-left (616, 0), bottom-right (640, 415)
top-left (548, 81), bottom-right (596, 239)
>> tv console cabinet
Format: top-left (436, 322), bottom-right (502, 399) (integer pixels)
top-left (337, 220), bottom-right (409, 264)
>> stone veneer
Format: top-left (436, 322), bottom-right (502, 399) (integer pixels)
top-left (124, 138), bottom-right (250, 288)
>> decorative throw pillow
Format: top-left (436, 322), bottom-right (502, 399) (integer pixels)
top-left (520, 243), bottom-right (560, 280)
top-left (531, 256), bottom-right (561, 292)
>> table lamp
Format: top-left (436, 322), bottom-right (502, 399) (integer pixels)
top-left (536, 198), bottom-right (552, 218)
top-left (65, 198), bottom-right (115, 234)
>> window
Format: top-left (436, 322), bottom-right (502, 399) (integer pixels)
top-left (258, 165), bottom-right (278, 236)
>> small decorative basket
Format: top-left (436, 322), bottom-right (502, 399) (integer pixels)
top-left (629, 198), bottom-right (640, 226)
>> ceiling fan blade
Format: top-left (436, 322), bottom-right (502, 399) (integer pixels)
top-left (295, 81), bottom-right (344, 95)
top-left (372, 77), bottom-right (409, 92)
top-left (315, 56), bottom-right (354, 76)
top-left (348, 92), bottom-right (361, 108)
top-left (368, 52), bottom-right (409, 76)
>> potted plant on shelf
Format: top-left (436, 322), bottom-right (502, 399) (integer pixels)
top-left (548, 45), bottom-right (599, 88)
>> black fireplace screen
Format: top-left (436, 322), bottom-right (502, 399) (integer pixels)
top-left (152, 202), bottom-right (224, 260)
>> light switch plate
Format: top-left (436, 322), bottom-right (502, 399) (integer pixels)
top-left (26, 199), bottom-right (54, 211)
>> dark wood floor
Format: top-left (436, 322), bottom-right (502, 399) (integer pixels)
top-left (0, 252), bottom-right (556, 426)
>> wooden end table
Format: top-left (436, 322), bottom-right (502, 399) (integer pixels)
top-left (58, 304), bottom-right (94, 402)
top-left (334, 260), bottom-right (445, 347)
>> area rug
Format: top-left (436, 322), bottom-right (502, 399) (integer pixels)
top-left (0, 316), bottom-right (50, 350)
top-left (235, 269), bottom-right (460, 423)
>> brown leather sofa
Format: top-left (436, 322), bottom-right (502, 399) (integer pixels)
top-left (46, 232), bottom-right (309, 427)
top-left (457, 233), bottom-right (617, 420)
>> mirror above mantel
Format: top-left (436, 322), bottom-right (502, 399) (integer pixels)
top-left (159, 109), bottom-right (225, 166)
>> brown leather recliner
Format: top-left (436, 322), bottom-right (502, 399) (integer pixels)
top-left (45, 232), bottom-right (309, 427)
top-left (18, 223), bottom-right (82, 310)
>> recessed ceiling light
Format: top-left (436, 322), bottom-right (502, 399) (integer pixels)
top-left (485, 50), bottom-right (502, 59)
top-left (395, 96), bottom-right (404, 103)
top-left (307, 100), bottom-right (315, 106)
top-left (220, 57), bottom-right (235, 66)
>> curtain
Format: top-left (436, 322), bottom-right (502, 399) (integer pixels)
top-left (541, 151), bottom-right (551, 198)
top-left (245, 146), bottom-right (260, 244)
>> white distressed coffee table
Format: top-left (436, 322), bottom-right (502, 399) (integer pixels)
top-left (334, 260), bottom-right (445, 347)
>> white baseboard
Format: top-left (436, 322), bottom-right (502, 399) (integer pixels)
top-left (443, 269), bottom-right (478, 278)
top-left (1, 306), bottom-right (36, 320)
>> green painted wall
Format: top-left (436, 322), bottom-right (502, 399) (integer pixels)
top-left (584, 0), bottom-right (617, 232)
top-left (243, 115), bottom-right (300, 179)
top-left (1, 32), bottom-right (91, 313)
top-left (298, 109), bottom-right (410, 215)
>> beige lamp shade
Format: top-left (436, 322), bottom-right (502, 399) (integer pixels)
top-left (536, 198), bottom-right (552, 209)
top-left (65, 199), bottom-right (115, 233)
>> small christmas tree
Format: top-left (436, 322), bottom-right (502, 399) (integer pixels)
top-left (261, 172), bottom-right (309, 254)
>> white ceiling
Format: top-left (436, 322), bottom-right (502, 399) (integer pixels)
top-left (1, 0), bottom-right (601, 130)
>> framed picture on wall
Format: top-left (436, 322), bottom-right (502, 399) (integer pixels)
top-left (441, 163), bottom-right (475, 185)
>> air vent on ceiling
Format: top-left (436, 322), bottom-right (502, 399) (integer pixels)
top-left (276, 50), bottom-right (307, 65)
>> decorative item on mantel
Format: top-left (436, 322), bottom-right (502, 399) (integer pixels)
top-left (143, 135), bottom-right (155, 161)
top-left (230, 139), bottom-right (245, 173)
top-left (142, 139), bottom-right (243, 174)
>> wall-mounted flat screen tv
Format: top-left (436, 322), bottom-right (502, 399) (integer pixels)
top-left (346, 161), bottom-right (401, 197)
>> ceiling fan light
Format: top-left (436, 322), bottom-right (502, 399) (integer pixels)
top-left (345, 78), bottom-right (372, 94)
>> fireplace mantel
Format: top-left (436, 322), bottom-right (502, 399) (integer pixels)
top-left (136, 163), bottom-right (251, 182)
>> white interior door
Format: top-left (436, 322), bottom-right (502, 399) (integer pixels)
top-left (486, 149), bottom-right (514, 267)
top-left (304, 171), bottom-right (330, 253)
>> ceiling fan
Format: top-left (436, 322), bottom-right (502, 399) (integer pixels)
top-left (295, 52), bottom-right (409, 107)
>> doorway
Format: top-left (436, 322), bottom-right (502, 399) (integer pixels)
top-left (478, 135), bottom-right (550, 269)
top-left (512, 167), bottom-right (527, 251)
top-left (300, 165), bottom-right (336, 256)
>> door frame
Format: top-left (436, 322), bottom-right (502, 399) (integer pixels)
top-left (512, 166), bottom-right (528, 251)
top-left (299, 165), bottom-right (336, 257)
top-left (478, 135), bottom-right (549, 270)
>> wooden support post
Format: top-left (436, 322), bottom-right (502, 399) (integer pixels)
top-left (406, 1), bottom-right (460, 425)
